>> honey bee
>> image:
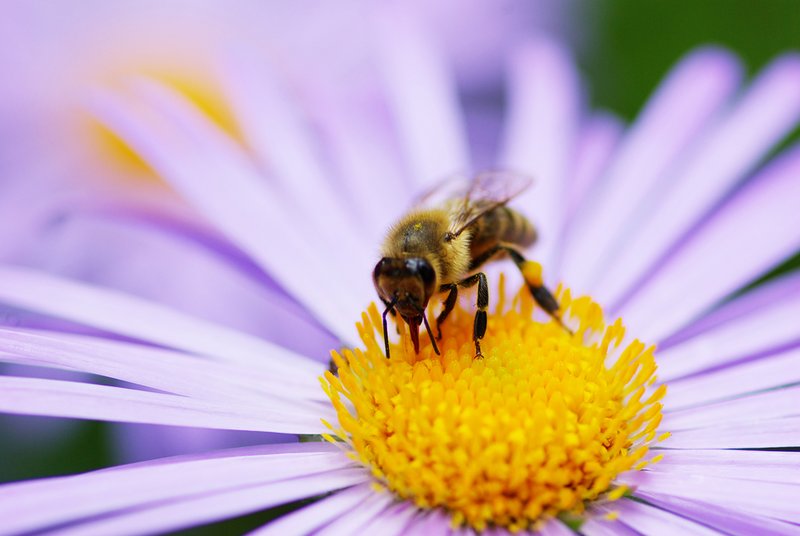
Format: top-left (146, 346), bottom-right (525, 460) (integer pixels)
top-left (373, 171), bottom-right (568, 359)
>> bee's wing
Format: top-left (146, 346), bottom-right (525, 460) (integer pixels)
top-left (447, 171), bottom-right (533, 237)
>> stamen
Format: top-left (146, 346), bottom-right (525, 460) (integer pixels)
top-left (321, 279), bottom-right (666, 531)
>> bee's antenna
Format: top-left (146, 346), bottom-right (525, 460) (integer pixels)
top-left (382, 297), bottom-right (398, 359)
top-left (416, 304), bottom-right (441, 356)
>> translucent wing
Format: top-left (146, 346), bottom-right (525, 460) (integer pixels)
top-left (445, 171), bottom-right (533, 238)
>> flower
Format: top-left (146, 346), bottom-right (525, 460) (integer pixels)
top-left (1, 13), bottom-right (800, 536)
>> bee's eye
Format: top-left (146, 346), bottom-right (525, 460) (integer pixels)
top-left (415, 259), bottom-right (436, 287)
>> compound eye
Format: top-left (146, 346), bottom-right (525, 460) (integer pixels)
top-left (373, 258), bottom-right (391, 282)
top-left (415, 259), bottom-right (436, 287)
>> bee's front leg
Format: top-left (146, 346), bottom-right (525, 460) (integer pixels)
top-left (456, 272), bottom-right (489, 359)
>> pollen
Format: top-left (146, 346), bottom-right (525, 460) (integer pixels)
top-left (321, 277), bottom-right (666, 532)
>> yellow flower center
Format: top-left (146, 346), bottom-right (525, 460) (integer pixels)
top-left (321, 276), bottom-right (668, 532)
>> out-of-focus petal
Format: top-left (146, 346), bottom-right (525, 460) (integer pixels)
top-left (619, 142), bottom-right (800, 341)
top-left (0, 327), bottom-right (326, 404)
top-left (373, 5), bottom-right (470, 187)
top-left (596, 54), bottom-right (800, 307)
top-left (0, 442), bottom-right (358, 535)
top-left (581, 517), bottom-right (638, 536)
top-left (562, 112), bottom-right (623, 232)
top-left (0, 265), bottom-right (322, 377)
top-left (536, 518), bottom-right (577, 536)
top-left (0, 376), bottom-right (328, 434)
top-left (500, 38), bottom-right (582, 271)
top-left (87, 84), bottom-right (363, 341)
top-left (560, 48), bottom-right (742, 292)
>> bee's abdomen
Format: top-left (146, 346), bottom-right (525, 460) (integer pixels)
top-left (499, 207), bottom-right (537, 248)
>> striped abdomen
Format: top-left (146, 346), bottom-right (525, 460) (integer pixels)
top-left (468, 206), bottom-right (537, 262)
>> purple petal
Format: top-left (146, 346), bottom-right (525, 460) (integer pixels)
top-left (54, 469), bottom-right (368, 536)
top-left (373, 6), bottom-right (469, 186)
top-left (660, 270), bottom-right (800, 350)
top-left (560, 48), bottom-right (742, 293)
top-left (645, 449), bottom-right (800, 484)
top-left (618, 141), bottom-right (800, 342)
top-left (315, 491), bottom-right (396, 536)
top-left (0, 265), bottom-right (323, 378)
top-left (0, 327), bottom-right (328, 403)
top-left (357, 502), bottom-right (418, 536)
top-left (581, 517), bottom-right (639, 536)
top-left (663, 385), bottom-right (800, 430)
top-left (595, 54), bottom-right (800, 307)
top-left (637, 491), bottom-right (800, 536)
top-left (618, 470), bottom-right (800, 523)
top-left (0, 445), bottom-right (359, 534)
top-left (596, 499), bottom-right (717, 536)
top-left (250, 483), bottom-right (374, 535)
top-left (0, 376), bottom-right (327, 434)
top-left (500, 38), bottom-right (582, 270)
top-left (663, 351), bottom-right (800, 410)
top-left (401, 510), bottom-right (453, 536)
top-left (562, 112), bottom-right (624, 235)
top-left (536, 518), bottom-right (577, 536)
top-left (656, 275), bottom-right (800, 381)
top-left (87, 85), bottom-right (363, 342)
top-left (218, 48), bottom-right (371, 245)
top-left (660, 416), bottom-right (800, 449)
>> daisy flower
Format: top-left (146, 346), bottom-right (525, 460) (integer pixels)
top-left (1, 14), bottom-right (800, 536)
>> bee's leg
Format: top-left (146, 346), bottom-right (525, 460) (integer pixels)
top-left (502, 245), bottom-right (571, 333)
top-left (436, 284), bottom-right (458, 340)
top-left (456, 272), bottom-right (489, 359)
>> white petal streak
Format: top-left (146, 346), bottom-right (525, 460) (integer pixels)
top-left (663, 349), bottom-right (800, 410)
top-left (500, 38), bottom-right (582, 271)
top-left (373, 6), bottom-right (469, 186)
top-left (620, 142), bottom-right (800, 342)
top-left (0, 447), bottom-right (358, 535)
top-left (660, 416), bottom-right (800, 449)
top-left (0, 376), bottom-right (327, 434)
top-left (0, 265), bottom-right (323, 378)
top-left (87, 85), bottom-right (359, 342)
top-left (560, 48), bottom-right (742, 292)
top-left (619, 470), bottom-right (800, 523)
top-left (250, 483), bottom-right (374, 536)
top-left (0, 327), bottom-right (327, 405)
top-left (51, 469), bottom-right (368, 536)
top-left (647, 449), bottom-right (800, 484)
top-left (597, 54), bottom-right (800, 307)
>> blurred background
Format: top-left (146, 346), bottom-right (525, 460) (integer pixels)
top-left (1, 0), bottom-right (799, 532)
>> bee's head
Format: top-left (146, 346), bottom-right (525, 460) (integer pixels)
top-left (373, 257), bottom-right (437, 318)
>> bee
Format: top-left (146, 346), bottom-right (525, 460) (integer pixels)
top-left (373, 171), bottom-right (568, 359)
